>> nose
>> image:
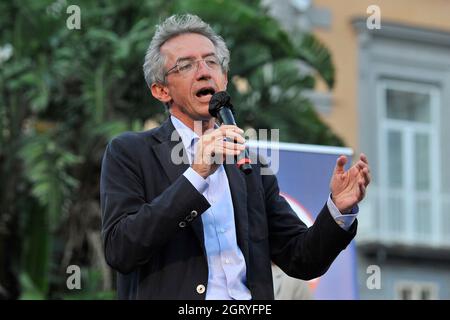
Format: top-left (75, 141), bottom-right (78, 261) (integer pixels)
top-left (195, 60), bottom-right (212, 81)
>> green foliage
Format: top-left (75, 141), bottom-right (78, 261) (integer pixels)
top-left (62, 268), bottom-right (115, 300)
top-left (0, 0), bottom-right (342, 299)
top-left (19, 273), bottom-right (46, 300)
top-left (20, 133), bottom-right (81, 227)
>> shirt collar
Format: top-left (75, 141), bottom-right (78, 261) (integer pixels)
top-left (170, 115), bottom-right (199, 153)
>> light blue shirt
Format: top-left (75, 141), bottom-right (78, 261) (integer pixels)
top-left (171, 116), bottom-right (251, 300)
top-left (170, 115), bottom-right (357, 300)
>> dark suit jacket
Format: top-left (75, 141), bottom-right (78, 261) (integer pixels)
top-left (100, 118), bottom-right (357, 300)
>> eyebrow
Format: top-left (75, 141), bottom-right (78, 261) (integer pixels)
top-left (175, 52), bottom-right (216, 63)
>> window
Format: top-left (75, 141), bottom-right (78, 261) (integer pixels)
top-left (378, 80), bottom-right (440, 244)
top-left (395, 281), bottom-right (438, 300)
top-left (352, 20), bottom-right (450, 248)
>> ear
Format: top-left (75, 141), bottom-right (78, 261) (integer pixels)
top-left (151, 83), bottom-right (172, 103)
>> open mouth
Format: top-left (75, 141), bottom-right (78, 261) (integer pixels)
top-left (195, 87), bottom-right (216, 98)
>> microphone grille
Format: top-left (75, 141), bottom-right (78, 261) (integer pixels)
top-left (209, 91), bottom-right (231, 117)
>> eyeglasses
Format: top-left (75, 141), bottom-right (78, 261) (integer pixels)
top-left (165, 56), bottom-right (223, 78)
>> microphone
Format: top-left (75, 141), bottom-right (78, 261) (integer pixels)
top-left (209, 91), bottom-right (252, 175)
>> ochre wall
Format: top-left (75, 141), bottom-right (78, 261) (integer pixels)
top-left (312, 0), bottom-right (450, 151)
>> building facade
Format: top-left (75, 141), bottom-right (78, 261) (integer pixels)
top-left (266, 0), bottom-right (450, 299)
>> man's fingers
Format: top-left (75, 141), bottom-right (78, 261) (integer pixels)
top-left (202, 131), bottom-right (245, 148)
top-left (213, 136), bottom-right (245, 151)
top-left (224, 134), bottom-right (245, 145)
top-left (217, 125), bottom-right (244, 138)
top-left (358, 183), bottom-right (366, 201)
top-left (214, 129), bottom-right (245, 144)
top-left (220, 141), bottom-right (245, 152)
top-left (218, 124), bottom-right (244, 133)
top-left (355, 157), bottom-right (371, 174)
top-left (334, 155), bottom-right (347, 174)
top-left (356, 160), bottom-right (367, 170)
top-left (205, 139), bottom-right (244, 163)
top-left (355, 157), bottom-right (371, 186)
top-left (362, 167), bottom-right (371, 186)
top-left (360, 153), bottom-right (369, 165)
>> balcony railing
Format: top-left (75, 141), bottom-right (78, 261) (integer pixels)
top-left (356, 185), bottom-right (450, 248)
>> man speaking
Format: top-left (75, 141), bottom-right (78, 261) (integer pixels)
top-left (100, 14), bottom-right (371, 300)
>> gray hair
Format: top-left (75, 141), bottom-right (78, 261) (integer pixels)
top-left (143, 14), bottom-right (230, 87)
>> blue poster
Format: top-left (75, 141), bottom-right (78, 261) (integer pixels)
top-left (249, 141), bottom-right (358, 300)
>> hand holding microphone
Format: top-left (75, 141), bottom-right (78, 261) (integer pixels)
top-left (191, 91), bottom-right (252, 178)
top-left (208, 91), bottom-right (252, 174)
top-left (191, 125), bottom-right (246, 178)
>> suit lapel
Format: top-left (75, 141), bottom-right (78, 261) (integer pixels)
top-left (151, 118), bottom-right (205, 251)
top-left (149, 119), bottom-right (250, 263)
top-left (152, 140), bottom-right (189, 184)
top-left (224, 164), bottom-right (250, 264)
